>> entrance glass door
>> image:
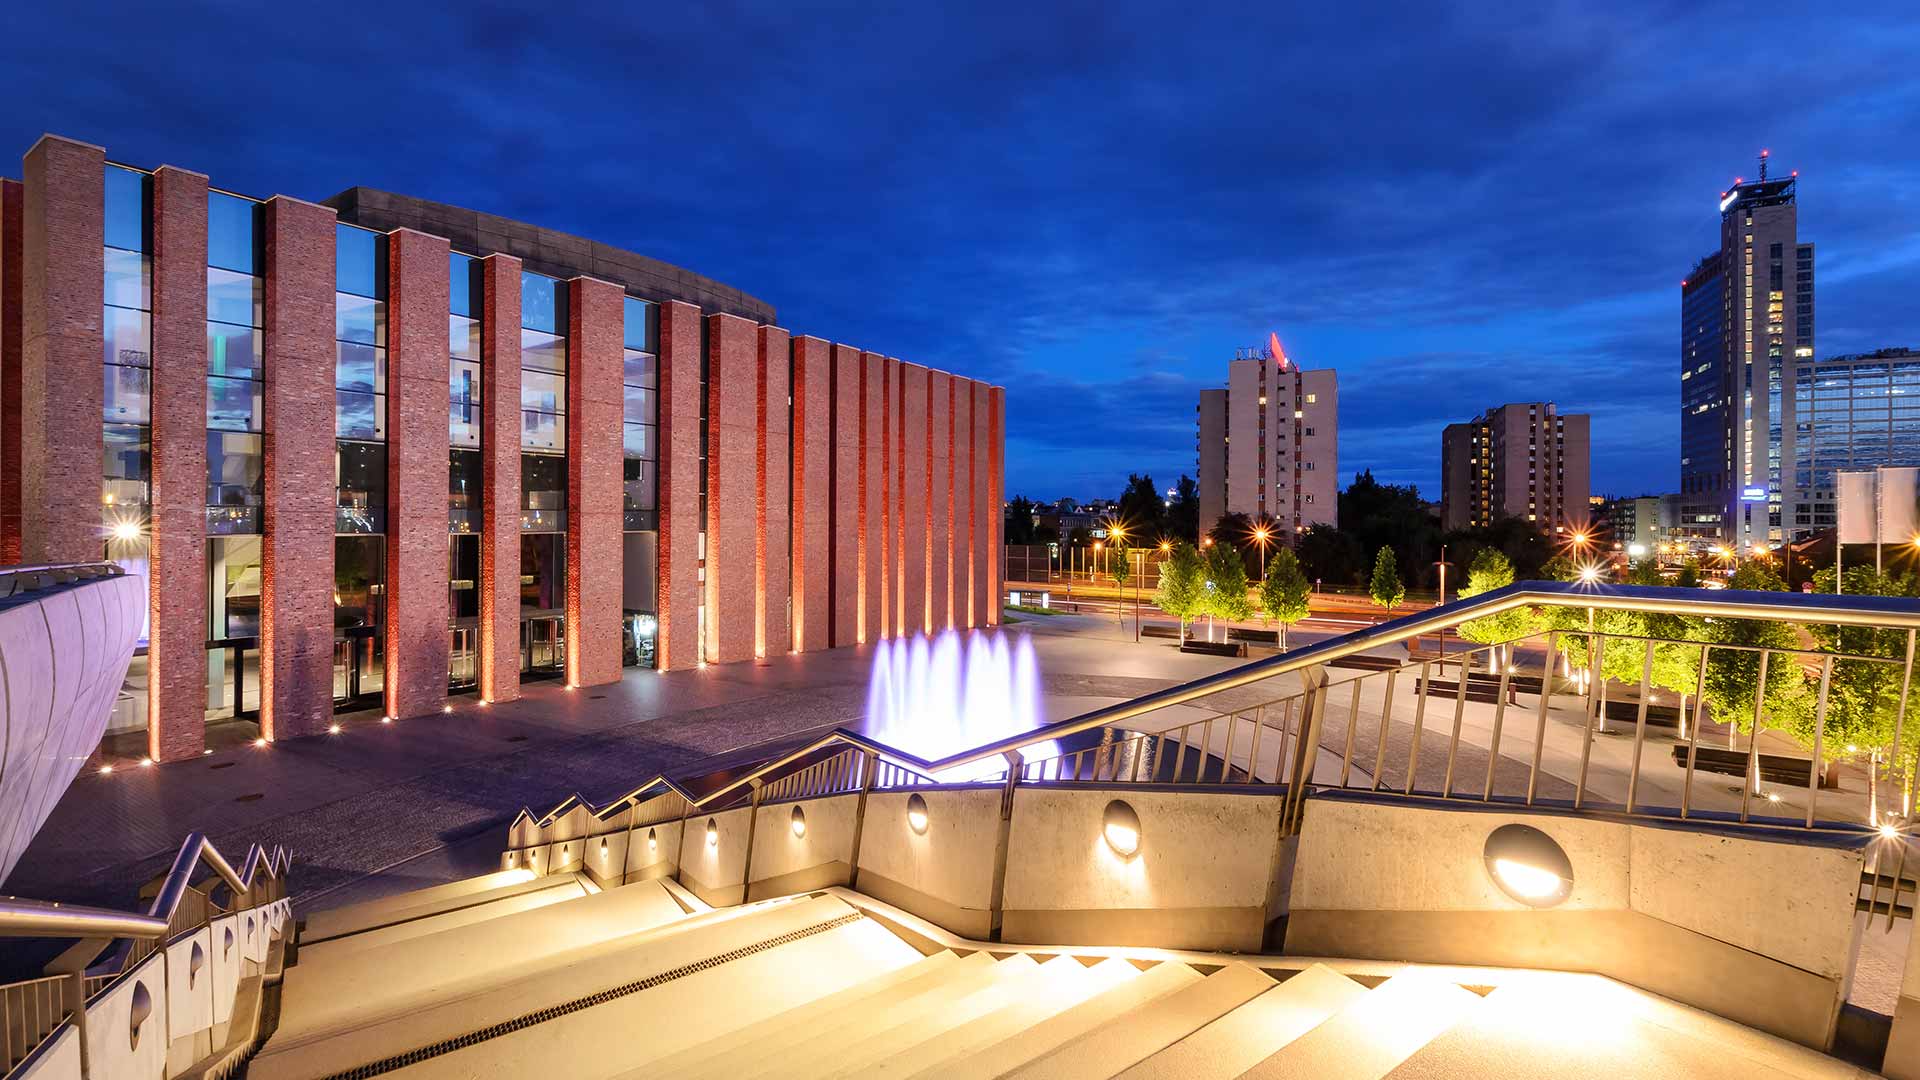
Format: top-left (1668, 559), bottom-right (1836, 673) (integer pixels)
top-left (333, 626), bottom-right (384, 708)
top-left (522, 616), bottom-right (564, 677)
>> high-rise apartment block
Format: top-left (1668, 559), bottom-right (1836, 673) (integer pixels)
top-left (1195, 335), bottom-right (1337, 541)
top-left (1677, 152), bottom-right (1815, 548)
top-left (1440, 403), bottom-right (1591, 533)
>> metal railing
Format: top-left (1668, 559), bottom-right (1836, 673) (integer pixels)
top-left (0, 832), bottom-right (289, 1073)
top-left (0, 561), bottom-right (125, 604)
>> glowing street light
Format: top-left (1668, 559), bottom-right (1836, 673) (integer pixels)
top-left (1250, 522), bottom-right (1273, 578)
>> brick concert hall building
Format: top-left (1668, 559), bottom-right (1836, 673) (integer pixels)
top-left (0, 134), bottom-right (1004, 764)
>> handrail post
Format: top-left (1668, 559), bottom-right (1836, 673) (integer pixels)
top-left (1285, 665), bottom-right (1330, 835)
top-left (739, 780), bottom-right (765, 905)
top-left (988, 749), bottom-right (1023, 942)
top-left (846, 751), bottom-right (878, 890)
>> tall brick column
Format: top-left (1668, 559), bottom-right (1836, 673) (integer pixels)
top-left (386, 229), bottom-right (451, 718)
top-left (656, 301), bottom-right (703, 670)
top-left (790, 336), bottom-right (831, 653)
top-left (988, 385), bottom-right (1005, 625)
top-left (566, 276), bottom-right (624, 687)
top-left (479, 254), bottom-right (523, 702)
top-left (953, 380), bottom-right (974, 629)
top-left (706, 313), bottom-right (757, 665)
top-left (260, 196), bottom-right (337, 741)
top-left (0, 178), bottom-right (22, 565)
top-left (755, 326), bottom-right (791, 659)
top-left (147, 166), bottom-right (208, 762)
top-left (832, 344), bottom-right (862, 646)
top-left (972, 380), bottom-right (993, 626)
top-left (20, 135), bottom-right (104, 565)
top-left (862, 351), bottom-right (888, 642)
top-left (889, 357), bottom-right (904, 638)
top-left (901, 363), bottom-right (929, 637)
top-left (929, 370), bottom-right (951, 632)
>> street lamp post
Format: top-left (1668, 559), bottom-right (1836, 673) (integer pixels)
top-left (1251, 523), bottom-right (1272, 580)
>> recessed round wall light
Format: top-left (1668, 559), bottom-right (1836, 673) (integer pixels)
top-left (1102, 800), bottom-right (1142, 859)
top-left (647, 827), bottom-right (657, 851)
top-left (1483, 823), bottom-right (1574, 908)
top-left (790, 805), bottom-right (807, 838)
top-left (906, 793), bottom-right (929, 835)
top-left (706, 818), bottom-right (719, 848)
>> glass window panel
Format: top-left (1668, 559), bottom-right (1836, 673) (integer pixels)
top-left (103, 423), bottom-right (149, 507)
top-left (449, 449), bottom-right (482, 532)
top-left (104, 248), bottom-right (150, 309)
top-left (336, 441), bottom-right (387, 534)
top-left (207, 268), bottom-right (262, 327)
top-left (206, 431), bottom-right (263, 507)
top-left (104, 166), bottom-right (150, 253)
top-left (449, 252), bottom-right (480, 318)
top-left (336, 294), bottom-right (386, 347)
top-left (207, 323), bottom-right (262, 380)
top-left (336, 392), bottom-right (387, 440)
top-left (622, 384), bottom-right (654, 424)
top-left (207, 375), bottom-right (262, 431)
top-left (622, 348), bottom-right (656, 389)
top-left (624, 456), bottom-right (655, 511)
top-left (520, 273), bottom-right (564, 333)
top-left (208, 535), bottom-right (263, 638)
top-left (521, 329), bottom-right (566, 373)
top-left (104, 306), bottom-right (151, 368)
top-left (207, 193), bottom-right (262, 275)
top-left (334, 536), bottom-right (385, 628)
top-left (336, 341), bottom-right (386, 394)
top-left (521, 410), bottom-right (564, 451)
top-left (103, 364), bottom-right (151, 423)
top-left (623, 297), bottom-right (657, 352)
top-left (450, 360), bottom-right (482, 448)
top-left (622, 422), bottom-right (652, 459)
top-left (449, 314), bottom-right (480, 361)
top-left (521, 370), bottom-right (564, 415)
top-left (335, 225), bottom-right (386, 299)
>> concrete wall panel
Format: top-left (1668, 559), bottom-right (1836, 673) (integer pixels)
top-left (756, 326), bottom-right (791, 657)
top-left (900, 363), bottom-right (928, 636)
top-left (209, 914), bottom-right (240, 1025)
top-left (147, 166), bottom-right (209, 760)
top-left (790, 337), bottom-right (831, 652)
top-left (831, 344), bottom-right (862, 646)
top-left (656, 301), bottom-right (703, 670)
top-left (386, 229), bottom-right (451, 718)
top-left (749, 793), bottom-right (857, 900)
top-left (681, 805), bottom-right (752, 908)
top-left (705, 314), bottom-right (757, 664)
top-left (854, 788), bottom-right (1002, 940)
top-left (85, 951), bottom-right (167, 1080)
top-left (165, 925), bottom-right (214, 1042)
top-left (15, 1021), bottom-right (79, 1080)
top-left (478, 254), bottom-right (523, 702)
top-left (566, 276), bottom-right (625, 686)
top-left (259, 196), bottom-right (336, 741)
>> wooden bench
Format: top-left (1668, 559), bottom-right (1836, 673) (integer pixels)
top-left (1413, 676), bottom-right (1517, 706)
top-left (1331, 654), bottom-right (1402, 672)
top-left (1141, 624), bottom-right (1182, 640)
top-left (1181, 640), bottom-right (1247, 658)
top-left (1227, 627), bottom-right (1280, 645)
top-left (1671, 744), bottom-right (1815, 787)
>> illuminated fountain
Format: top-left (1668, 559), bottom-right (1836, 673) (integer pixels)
top-left (863, 629), bottom-right (1057, 780)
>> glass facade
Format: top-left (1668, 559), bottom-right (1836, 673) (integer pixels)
top-left (1792, 351), bottom-right (1920, 532)
top-left (207, 191), bottom-right (265, 536)
top-left (448, 252), bottom-right (482, 690)
top-left (520, 271), bottom-right (566, 677)
top-left (623, 297), bottom-right (658, 531)
top-left (335, 225), bottom-right (388, 706)
top-left (103, 164), bottom-right (153, 733)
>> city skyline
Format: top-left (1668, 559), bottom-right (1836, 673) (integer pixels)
top-left (4, 5), bottom-right (1917, 504)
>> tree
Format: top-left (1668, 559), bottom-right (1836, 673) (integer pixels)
top-left (1808, 566), bottom-right (1919, 784)
top-left (1155, 542), bottom-right (1206, 642)
top-left (1167, 475), bottom-right (1200, 543)
top-left (1297, 525), bottom-right (1364, 586)
top-left (1202, 538), bottom-right (1253, 638)
top-left (1116, 474), bottom-right (1167, 540)
top-left (1342, 470), bottom-right (1441, 589)
top-left (1004, 496), bottom-right (1039, 544)
top-left (1456, 548), bottom-right (1534, 668)
top-left (1369, 547), bottom-right (1405, 611)
top-left (1207, 512), bottom-right (1255, 567)
top-left (1108, 542), bottom-right (1132, 626)
top-left (1259, 547), bottom-right (1312, 649)
top-left (1700, 559), bottom-right (1809, 754)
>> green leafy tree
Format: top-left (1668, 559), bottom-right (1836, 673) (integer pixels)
top-left (1297, 525), bottom-right (1364, 587)
top-left (1167, 475), bottom-right (1200, 544)
top-left (1203, 539), bottom-right (1254, 637)
top-left (1807, 566), bottom-right (1919, 777)
top-left (1368, 547), bottom-right (1405, 611)
top-left (1258, 547), bottom-right (1312, 649)
top-left (1155, 542), bottom-right (1206, 642)
top-left (1456, 548), bottom-right (1534, 669)
top-left (1004, 496), bottom-right (1039, 544)
top-left (1700, 559), bottom-right (1810, 748)
top-left (1116, 474), bottom-right (1167, 539)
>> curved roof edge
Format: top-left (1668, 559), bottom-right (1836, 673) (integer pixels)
top-left (323, 187), bottom-right (776, 325)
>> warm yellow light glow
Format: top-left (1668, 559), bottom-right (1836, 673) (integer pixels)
top-left (1577, 565), bottom-right (1600, 584)
top-left (705, 818), bottom-right (718, 848)
top-left (1881, 824), bottom-right (1901, 840)
top-left (253, 738), bottom-right (267, 748)
top-left (381, 716), bottom-right (393, 724)
top-left (647, 828), bottom-right (658, 851)
top-left (1766, 792), bottom-right (1782, 803)
top-left (1570, 531), bottom-right (1589, 546)
top-left (139, 758), bottom-right (153, 768)
top-left (1101, 799), bottom-right (1142, 858)
top-left (1158, 541), bottom-right (1171, 553)
top-left (478, 699), bottom-right (491, 707)
top-left (98, 764), bottom-right (113, 775)
top-left (328, 724), bottom-right (341, 735)
top-left (111, 520), bottom-right (142, 542)
top-left (790, 806), bottom-right (807, 839)
top-left (443, 705), bottom-right (453, 714)
top-left (1103, 822), bottom-right (1139, 858)
top-left (906, 793), bottom-right (930, 834)
top-left (1491, 858), bottom-right (1563, 899)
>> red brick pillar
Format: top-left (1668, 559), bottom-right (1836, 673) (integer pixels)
top-left (260, 196), bottom-right (337, 741)
top-left (386, 229), bottom-right (451, 718)
top-left (972, 380), bottom-right (993, 626)
top-left (831, 343), bottom-right (862, 647)
top-left (790, 336), bottom-right (831, 653)
top-left (988, 385), bottom-right (1005, 625)
top-left (901, 363), bottom-right (929, 637)
top-left (656, 300), bottom-right (702, 670)
top-left (20, 135), bottom-right (104, 565)
top-left (147, 166), bottom-right (209, 762)
top-left (952, 379), bottom-right (974, 629)
top-left (889, 357), bottom-right (904, 638)
top-left (706, 313), bottom-right (757, 665)
top-left (479, 253), bottom-right (522, 703)
top-left (863, 351), bottom-right (889, 642)
top-left (0, 178), bottom-right (22, 565)
top-left (755, 326), bottom-right (790, 659)
top-left (929, 370), bottom-right (951, 632)
top-left (566, 276), bottom-right (624, 687)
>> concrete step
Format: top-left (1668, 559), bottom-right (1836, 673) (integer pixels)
top-left (1006, 962), bottom-right (1276, 1080)
top-left (648, 950), bottom-right (974, 1080)
top-left (252, 891), bottom-right (858, 1080)
top-left (1383, 980), bottom-right (1870, 1080)
top-left (1239, 972), bottom-right (1482, 1080)
top-left (863, 956), bottom-right (1142, 1079)
top-left (747, 953), bottom-right (1048, 1080)
top-left (917, 959), bottom-right (1195, 1080)
top-left (809, 954), bottom-right (1078, 1079)
top-left (301, 869), bottom-right (555, 941)
top-left (391, 902), bottom-right (926, 1079)
top-left (1118, 964), bottom-right (1368, 1079)
top-left (300, 877), bottom-right (589, 962)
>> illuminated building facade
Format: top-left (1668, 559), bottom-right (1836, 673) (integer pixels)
top-left (1440, 402), bottom-right (1591, 534)
top-left (1195, 334), bottom-right (1338, 542)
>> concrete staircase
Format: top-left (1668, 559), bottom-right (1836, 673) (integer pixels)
top-left (247, 873), bottom-right (1878, 1079)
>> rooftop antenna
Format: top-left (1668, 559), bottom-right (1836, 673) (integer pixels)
top-left (1759, 148), bottom-right (1769, 182)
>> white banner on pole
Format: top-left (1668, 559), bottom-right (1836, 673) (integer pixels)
top-left (1837, 470), bottom-right (1879, 545)
top-left (1880, 467), bottom-right (1920, 544)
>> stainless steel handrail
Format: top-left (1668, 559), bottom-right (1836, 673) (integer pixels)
top-left (0, 832), bottom-right (288, 946)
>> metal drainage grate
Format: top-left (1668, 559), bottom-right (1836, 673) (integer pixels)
top-left (317, 912), bottom-right (866, 1079)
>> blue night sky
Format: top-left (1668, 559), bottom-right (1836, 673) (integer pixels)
top-left (5, 2), bottom-right (1917, 504)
